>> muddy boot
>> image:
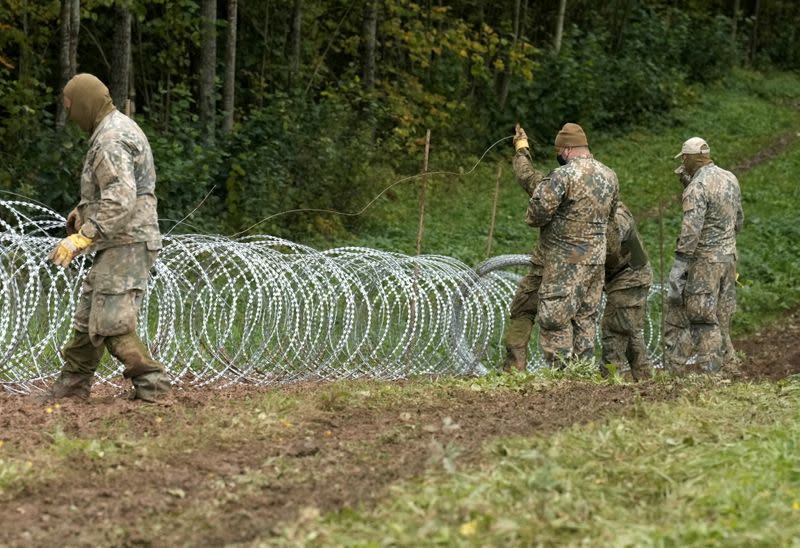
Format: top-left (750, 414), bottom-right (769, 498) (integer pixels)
top-left (666, 359), bottom-right (690, 377)
top-left (503, 345), bottom-right (528, 373)
top-left (44, 371), bottom-right (94, 400)
top-left (629, 362), bottom-right (653, 381)
top-left (721, 354), bottom-right (744, 379)
top-left (131, 371), bottom-right (171, 403)
top-left (631, 366), bottom-right (653, 381)
top-left (503, 317), bottom-right (533, 373)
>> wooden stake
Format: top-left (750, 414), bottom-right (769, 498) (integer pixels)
top-left (486, 163), bottom-right (502, 258)
top-left (410, 129), bottom-right (430, 366)
top-left (415, 129), bottom-right (431, 256)
top-left (658, 176), bottom-right (666, 361)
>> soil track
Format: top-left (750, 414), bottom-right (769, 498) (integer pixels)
top-left (1, 380), bottom-right (678, 546)
top-left (737, 309), bottom-right (800, 380)
top-left (0, 312), bottom-right (797, 546)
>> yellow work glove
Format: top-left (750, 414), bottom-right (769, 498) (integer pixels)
top-left (513, 123), bottom-right (529, 151)
top-left (49, 232), bottom-right (93, 267)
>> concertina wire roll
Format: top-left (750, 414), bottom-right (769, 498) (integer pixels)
top-left (0, 200), bottom-right (664, 394)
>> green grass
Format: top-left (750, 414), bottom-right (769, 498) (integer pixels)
top-left (0, 455), bottom-right (32, 497)
top-left (274, 376), bottom-right (800, 546)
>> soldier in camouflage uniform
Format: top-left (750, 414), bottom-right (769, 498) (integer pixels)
top-left (601, 201), bottom-right (653, 380)
top-left (507, 123), bottom-right (618, 367)
top-left (665, 137), bottom-right (743, 374)
top-left (46, 73), bottom-right (171, 402)
top-left (502, 124), bottom-right (544, 370)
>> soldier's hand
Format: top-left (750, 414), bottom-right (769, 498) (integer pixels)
top-left (65, 208), bottom-right (81, 236)
top-left (667, 257), bottom-right (689, 304)
top-left (674, 164), bottom-right (691, 187)
top-left (514, 123), bottom-right (529, 151)
top-left (49, 232), bottom-right (93, 268)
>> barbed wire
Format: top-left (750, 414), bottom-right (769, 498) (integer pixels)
top-left (0, 200), bottom-right (663, 394)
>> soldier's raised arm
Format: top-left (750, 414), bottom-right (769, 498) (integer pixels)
top-left (511, 124), bottom-right (545, 196)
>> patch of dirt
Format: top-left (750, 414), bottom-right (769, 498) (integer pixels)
top-left (737, 309), bottom-right (800, 380)
top-left (0, 380), bottom-right (680, 546)
top-left (730, 130), bottom-right (800, 173)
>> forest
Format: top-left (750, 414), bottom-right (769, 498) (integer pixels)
top-left (1, 0), bottom-right (798, 238)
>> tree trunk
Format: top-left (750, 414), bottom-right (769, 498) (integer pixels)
top-left (222, 0), bottom-right (237, 134)
top-left (554, 0), bottom-right (567, 53)
top-left (258, 1), bottom-right (270, 107)
top-left (69, 0), bottom-right (79, 72)
top-left (497, 0), bottom-right (521, 111)
top-left (361, 0), bottom-right (377, 93)
top-left (749, 0), bottom-right (760, 65)
top-left (56, 0), bottom-right (80, 129)
top-left (135, 17), bottom-right (151, 114)
top-left (199, 0), bottom-right (217, 141)
top-left (127, 59), bottom-right (135, 116)
top-left (521, 0), bottom-right (528, 40)
top-left (56, 0), bottom-right (72, 129)
top-left (731, 0), bottom-right (740, 44)
top-left (288, 0), bottom-right (302, 88)
top-left (109, 3), bottom-right (131, 112)
top-left (19, 1), bottom-right (29, 81)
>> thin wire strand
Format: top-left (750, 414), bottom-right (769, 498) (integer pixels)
top-left (232, 135), bottom-right (514, 237)
top-left (164, 184), bottom-right (217, 236)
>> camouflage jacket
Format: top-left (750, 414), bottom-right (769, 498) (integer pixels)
top-left (605, 203), bottom-right (652, 292)
top-left (524, 156), bottom-right (619, 265)
top-left (76, 109), bottom-right (162, 251)
top-left (676, 163), bottom-right (743, 262)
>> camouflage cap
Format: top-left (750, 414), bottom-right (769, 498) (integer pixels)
top-left (554, 123), bottom-right (588, 148)
top-left (674, 137), bottom-right (710, 158)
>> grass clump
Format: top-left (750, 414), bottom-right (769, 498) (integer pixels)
top-left (0, 457), bottom-right (32, 498)
top-left (49, 427), bottom-right (124, 461)
top-left (276, 377), bottom-right (800, 546)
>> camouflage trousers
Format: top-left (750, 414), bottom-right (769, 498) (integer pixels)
top-left (601, 285), bottom-right (652, 379)
top-left (503, 262), bottom-right (543, 371)
top-left (537, 262), bottom-right (604, 365)
top-left (664, 259), bottom-right (736, 373)
top-left (62, 243), bottom-right (166, 381)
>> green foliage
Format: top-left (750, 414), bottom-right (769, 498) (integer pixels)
top-left (49, 426), bottom-right (122, 460)
top-left (220, 93), bottom-right (379, 237)
top-left (0, 456), bottom-right (31, 497)
top-left (1, 0), bottom-right (793, 239)
top-left (733, 146), bottom-right (800, 333)
top-left (278, 378), bottom-right (800, 546)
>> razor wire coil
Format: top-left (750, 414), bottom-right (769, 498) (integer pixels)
top-left (0, 200), bottom-right (663, 393)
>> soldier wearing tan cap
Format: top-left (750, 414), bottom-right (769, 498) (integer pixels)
top-left (505, 122), bottom-right (619, 369)
top-left (665, 137), bottom-right (743, 374)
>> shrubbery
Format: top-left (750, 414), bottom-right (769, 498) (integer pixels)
top-left (0, 3), bottom-right (791, 237)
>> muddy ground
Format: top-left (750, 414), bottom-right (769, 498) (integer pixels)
top-left (0, 317), bottom-right (798, 547)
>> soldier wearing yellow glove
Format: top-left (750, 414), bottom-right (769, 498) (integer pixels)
top-left (45, 73), bottom-right (170, 402)
top-left (502, 124), bottom-right (545, 371)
